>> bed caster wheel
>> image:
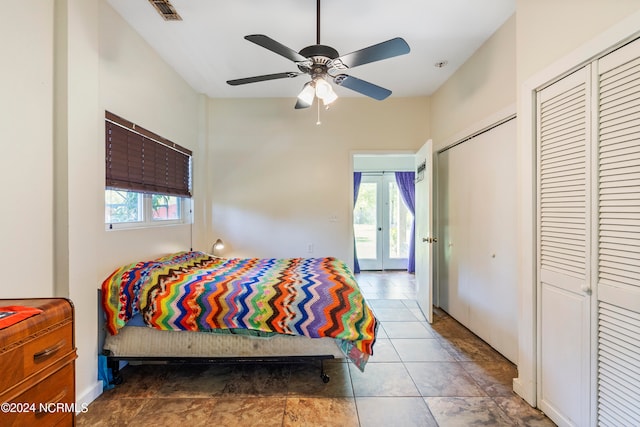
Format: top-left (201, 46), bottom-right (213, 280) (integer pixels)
top-left (111, 375), bottom-right (123, 385)
top-left (321, 373), bottom-right (330, 383)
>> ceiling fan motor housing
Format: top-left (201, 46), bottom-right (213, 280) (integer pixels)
top-left (298, 44), bottom-right (340, 76)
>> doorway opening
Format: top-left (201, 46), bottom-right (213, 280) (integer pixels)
top-left (353, 154), bottom-right (415, 272)
top-left (354, 173), bottom-right (412, 270)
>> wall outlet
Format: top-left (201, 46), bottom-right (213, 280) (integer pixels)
top-left (307, 243), bottom-right (313, 253)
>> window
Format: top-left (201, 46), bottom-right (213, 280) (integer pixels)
top-left (105, 112), bottom-right (192, 229)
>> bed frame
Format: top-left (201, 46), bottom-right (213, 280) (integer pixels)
top-left (104, 353), bottom-right (334, 384)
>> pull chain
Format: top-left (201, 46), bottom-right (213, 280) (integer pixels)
top-left (316, 99), bottom-right (321, 125)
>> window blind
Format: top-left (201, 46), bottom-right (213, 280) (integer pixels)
top-left (105, 111), bottom-right (192, 197)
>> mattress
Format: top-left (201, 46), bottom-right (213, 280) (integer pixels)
top-left (103, 325), bottom-right (345, 359)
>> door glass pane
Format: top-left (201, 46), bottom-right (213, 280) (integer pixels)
top-left (354, 182), bottom-right (377, 259)
top-left (388, 181), bottom-right (412, 259)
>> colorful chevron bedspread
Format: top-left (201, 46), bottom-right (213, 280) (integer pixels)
top-left (101, 251), bottom-right (378, 370)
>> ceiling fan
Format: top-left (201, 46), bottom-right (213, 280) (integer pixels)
top-left (226, 0), bottom-right (410, 109)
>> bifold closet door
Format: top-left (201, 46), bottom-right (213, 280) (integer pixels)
top-left (536, 65), bottom-right (592, 427)
top-left (596, 37), bottom-right (640, 427)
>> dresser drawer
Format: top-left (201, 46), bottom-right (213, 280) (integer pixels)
top-left (3, 361), bottom-right (75, 427)
top-left (0, 322), bottom-right (73, 394)
top-left (24, 322), bottom-right (73, 377)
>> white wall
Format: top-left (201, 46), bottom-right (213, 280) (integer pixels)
top-left (430, 15), bottom-right (516, 150)
top-left (516, 0), bottom-right (640, 85)
top-left (207, 97), bottom-right (429, 265)
top-left (98, 2), bottom-right (202, 277)
top-left (0, 1), bottom-right (54, 298)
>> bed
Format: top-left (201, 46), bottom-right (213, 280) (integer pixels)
top-left (100, 251), bottom-right (378, 383)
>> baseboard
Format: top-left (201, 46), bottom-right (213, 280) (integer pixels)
top-left (76, 380), bottom-right (103, 414)
top-left (513, 377), bottom-right (535, 407)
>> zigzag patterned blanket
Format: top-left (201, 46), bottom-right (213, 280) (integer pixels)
top-left (101, 251), bottom-right (378, 370)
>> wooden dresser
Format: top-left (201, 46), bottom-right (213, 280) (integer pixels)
top-left (0, 299), bottom-right (77, 427)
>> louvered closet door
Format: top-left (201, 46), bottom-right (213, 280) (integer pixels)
top-left (537, 66), bottom-right (592, 427)
top-left (596, 38), bottom-right (640, 427)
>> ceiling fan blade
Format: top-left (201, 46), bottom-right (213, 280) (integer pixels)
top-left (245, 34), bottom-right (309, 63)
top-left (226, 72), bottom-right (302, 86)
top-left (334, 74), bottom-right (392, 100)
top-left (330, 37), bottom-right (410, 70)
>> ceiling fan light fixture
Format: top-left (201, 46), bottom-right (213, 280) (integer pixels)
top-left (314, 78), bottom-right (338, 106)
top-left (297, 82), bottom-right (316, 108)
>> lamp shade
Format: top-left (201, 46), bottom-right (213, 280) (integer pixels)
top-left (211, 238), bottom-right (225, 255)
top-left (297, 82), bottom-right (315, 108)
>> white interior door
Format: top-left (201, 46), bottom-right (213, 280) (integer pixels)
top-left (537, 66), bottom-right (592, 427)
top-left (415, 140), bottom-right (433, 323)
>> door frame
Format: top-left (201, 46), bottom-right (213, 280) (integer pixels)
top-left (517, 11), bottom-right (640, 409)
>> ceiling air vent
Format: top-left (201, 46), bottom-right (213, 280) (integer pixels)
top-left (148, 0), bottom-right (182, 21)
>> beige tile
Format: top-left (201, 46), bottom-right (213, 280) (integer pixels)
top-left (288, 360), bottom-right (354, 397)
top-left (425, 396), bottom-right (514, 426)
top-left (382, 321), bottom-right (434, 339)
top-left (405, 362), bottom-right (486, 397)
top-left (350, 362), bottom-right (420, 397)
top-left (356, 397), bottom-right (438, 427)
top-left (220, 363), bottom-right (290, 397)
top-left (373, 307), bottom-right (421, 322)
top-left (367, 338), bottom-right (401, 362)
top-left (368, 299), bottom-right (407, 310)
top-left (77, 398), bottom-right (146, 426)
top-left (460, 360), bottom-right (518, 396)
top-left (429, 316), bottom-right (478, 341)
top-left (391, 338), bottom-right (456, 362)
top-left (157, 364), bottom-right (234, 398)
top-left (106, 364), bottom-right (171, 398)
top-left (494, 396), bottom-right (558, 426)
top-left (283, 397), bottom-right (358, 426)
top-left (206, 397), bottom-right (286, 427)
top-left (131, 398), bottom-right (218, 426)
top-left (439, 336), bottom-right (507, 362)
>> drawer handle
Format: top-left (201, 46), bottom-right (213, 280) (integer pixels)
top-left (33, 339), bottom-right (66, 362)
top-left (35, 389), bottom-right (67, 416)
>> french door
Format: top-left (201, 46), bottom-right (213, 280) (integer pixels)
top-left (354, 173), bottom-right (412, 270)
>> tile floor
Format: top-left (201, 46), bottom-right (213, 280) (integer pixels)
top-left (78, 271), bottom-right (555, 426)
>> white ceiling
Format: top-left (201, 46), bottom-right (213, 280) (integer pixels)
top-left (106, 0), bottom-right (515, 99)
